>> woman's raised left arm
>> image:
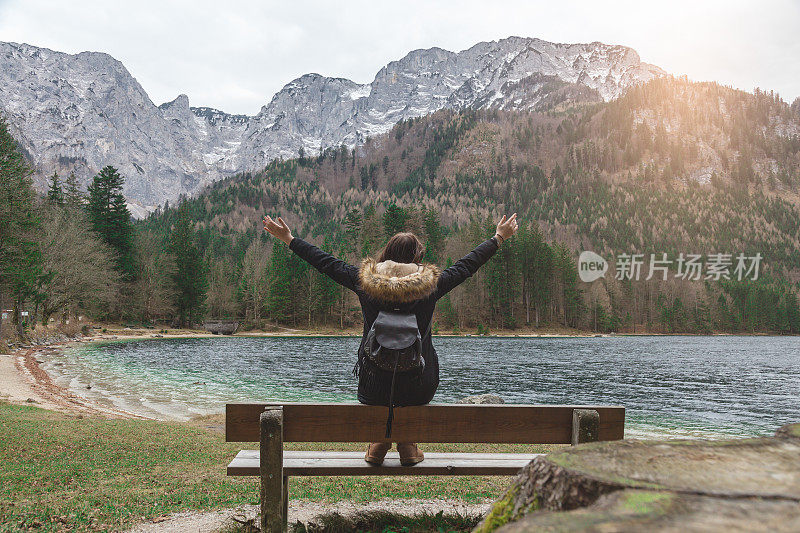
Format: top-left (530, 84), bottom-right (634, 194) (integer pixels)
top-left (434, 213), bottom-right (519, 298)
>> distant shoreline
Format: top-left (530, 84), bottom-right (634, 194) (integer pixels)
top-left (68, 323), bottom-right (800, 343)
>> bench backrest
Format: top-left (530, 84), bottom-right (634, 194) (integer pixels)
top-left (226, 403), bottom-right (625, 443)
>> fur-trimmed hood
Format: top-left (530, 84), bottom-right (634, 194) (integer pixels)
top-left (358, 258), bottom-right (441, 303)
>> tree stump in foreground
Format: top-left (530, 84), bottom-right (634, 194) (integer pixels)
top-left (475, 423), bottom-right (800, 532)
top-left (496, 489), bottom-right (800, 532)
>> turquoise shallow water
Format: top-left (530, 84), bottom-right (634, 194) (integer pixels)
top-left (39, 335), bottom-right (800, 439)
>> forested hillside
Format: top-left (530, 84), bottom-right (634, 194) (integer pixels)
top-left (4, 76), bottom-right (800, 337)
top-left (137, 76), bottom-right (800, 334)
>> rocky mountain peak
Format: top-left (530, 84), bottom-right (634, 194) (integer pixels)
top-left (159, 94), bottom-right (191, 111)
top-left (0, 36), bottom-right (665, 213)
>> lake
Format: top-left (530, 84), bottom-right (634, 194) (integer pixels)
top-left (40, 335), bottom-right (800, 439)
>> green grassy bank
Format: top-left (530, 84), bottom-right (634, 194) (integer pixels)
top-left (0, 402), bottom-right (557, 532)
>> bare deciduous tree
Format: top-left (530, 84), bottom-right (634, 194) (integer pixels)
top-left (240, 238), bottom-right (270, 322)
top-left (38, 207), bottom-right (120, 324)
top-left (132, 230), bottom-right (176, 323)
top-left (206, 257), bottom-right (240, 319)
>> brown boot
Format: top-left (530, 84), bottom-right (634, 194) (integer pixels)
top-left (397, 442), bottom-right (424, 466)
top-left (364, 442), bottom-right (391, 465)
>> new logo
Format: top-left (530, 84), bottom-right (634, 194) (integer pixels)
top-left (578, 251), bottom-right (608, 282)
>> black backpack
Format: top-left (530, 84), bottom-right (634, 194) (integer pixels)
top-left (359, 309), bottom-right (427, 438)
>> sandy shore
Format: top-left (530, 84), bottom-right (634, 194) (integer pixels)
top-left (0, 350), bottom-right (58, 409)
top-left (0, 340), bottom-right (151, 419)
top-left (0, 326), bottom-right (335, 418)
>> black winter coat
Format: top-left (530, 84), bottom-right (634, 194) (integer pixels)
top-left (289, 236), bottom-right (499, 406)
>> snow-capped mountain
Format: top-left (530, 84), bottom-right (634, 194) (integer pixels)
top-left (0, 37), bottom-right (664, 211)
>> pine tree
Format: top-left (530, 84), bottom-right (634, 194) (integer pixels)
top-left (360, 205), bottom-right (384, 258)
top-left (786, 292), bottom-right (800, 334)
top-left (0, 117), bottom-right (44, 338)
top-left (63, 172), bottom-right (84, 209)
top-left (47, 171), bottom-right (63, 205)
top-left (422, 207), bottom-right (445, 264)
top-left (313, 235), bottom-right (341, 321)
top-left (553, 244), bottom-right (584, 328)
top-left (239, 237), bottom-right (270, 322)
top-left (86, 166), bottom-right (135, 278)
top-left (518, 225), bottom-right (554, 327)
top-left (266, 240), bottom-right (301, 324)
top-left (170, 206), bottom-right (207, 327)
top-left (382, 203), bottom-right (409, 236)
top-left (482, 217), bottom-right (518, 329)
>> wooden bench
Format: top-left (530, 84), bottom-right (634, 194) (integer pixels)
top-left (225, 402), bottom-right (625, 532)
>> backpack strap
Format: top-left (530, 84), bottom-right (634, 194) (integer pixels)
top-left (385, 350), bottom-right (401, 438)
top-left (382, 306), bottom-right (428, 439)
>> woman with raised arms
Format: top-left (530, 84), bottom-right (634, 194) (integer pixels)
top-left (263, 212), bottom-right (518, 465)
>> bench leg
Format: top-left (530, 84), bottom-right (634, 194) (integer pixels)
top-left (283, 475), bottom-right (289, 531)
top-left (571, 409), bottom-right (600, 445)
top-left (260, 407), bottom-right (284, 533)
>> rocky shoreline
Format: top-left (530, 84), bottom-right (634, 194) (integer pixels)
top-left (4, 342), bottom-right (148, 419)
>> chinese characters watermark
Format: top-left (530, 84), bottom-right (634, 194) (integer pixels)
top-left (578, 252), bottom-right (762, 283)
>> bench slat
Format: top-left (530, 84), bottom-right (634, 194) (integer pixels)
top-left (227, 450), bottom-right (541, 476)
top-left (226, 403), bottom-right (625, 443)
top-left (233, 450), bottom-right (543, 460)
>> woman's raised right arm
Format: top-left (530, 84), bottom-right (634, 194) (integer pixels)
top-left (263, 215), bottom-right (358, 291)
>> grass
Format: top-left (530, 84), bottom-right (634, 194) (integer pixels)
top-left (0, 402), bottom-right (560, 532)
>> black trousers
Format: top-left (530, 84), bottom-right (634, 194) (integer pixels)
top-left (356, 352), bottom-right (439, 407)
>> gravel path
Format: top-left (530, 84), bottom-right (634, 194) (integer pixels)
top-left (128, 499), bottom-right (492, 532)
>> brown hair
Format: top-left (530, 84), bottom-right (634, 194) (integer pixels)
top-left (377, 232), bottom-right (425, 264)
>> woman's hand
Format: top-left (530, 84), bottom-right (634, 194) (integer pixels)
top-left (263, 215), bottom-right (294, 245)
top-left (495, 213), bottom-right (518, 244)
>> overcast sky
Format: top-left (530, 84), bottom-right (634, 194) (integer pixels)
top-left (1, 0), bottom-right (798, 115)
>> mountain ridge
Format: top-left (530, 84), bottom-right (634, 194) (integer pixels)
top-left (143, 76), bottom-right (800, 279)
top-left (0, 36), bottom-right (664, 212)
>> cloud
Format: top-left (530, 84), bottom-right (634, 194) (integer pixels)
top-left (0, 0), bottom-right (798, 114)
